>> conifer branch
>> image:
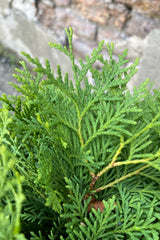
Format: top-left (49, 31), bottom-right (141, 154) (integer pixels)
top-left (97, 136), bottom-right (124, 178)
top-left (77, 109), bottom-right (95, 178)
top-left (95, 165), bottom-right (149, 192)
top-left (65, 27), bottom-right (79, 85)
top-left (113, 154), bottom-right (160, 167)
top-left (125, 111), bottom-right (160, 145)
top-left (89, 136), bottom-right (160, 192)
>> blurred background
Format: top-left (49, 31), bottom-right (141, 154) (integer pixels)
top-left (0, 0), bottom-right (160, 95)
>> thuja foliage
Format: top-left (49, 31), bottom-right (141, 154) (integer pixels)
top-left (1, 27), bottom-right (160, 239)
top-left (0, 108), bottom-right (25, 239)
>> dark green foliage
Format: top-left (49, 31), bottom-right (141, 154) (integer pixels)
top-left (1, 27), bottom-right (160, 239)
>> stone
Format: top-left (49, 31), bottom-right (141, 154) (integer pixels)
top-left (72, 0), bottom-right (110, 25)
top-left (107, 3), bottom-right (130, 30)
top-left (53, 7), bottom-right (71, 29)
top-left (54, 0), bottom-right (72, 6)
top-left (0, 0), bottom-right (10, 16)
top-left (115, 0), bottom-right (160, 18)
top-left (38, 2), bottom-right (55, 29)
top-left (55, 8), bottom-right (97, 40)
top-left (114, 35), bottom-right (145, 60)
top-left (98, 26), bottom-right (122, 41)
top-left (0, 10), bottom-right (73, 79)
top-left (39, 6), bottom-right (97, 41)
top-left (11, 0), bottom-right (37, 21)
top-left (125, 10), bottom-right (160, 38)
top-left (72, 39), bottom-right (96, 59)
top-left (135, 29), bottom-right (160, 89)
top-left (68, 14), bottom-right (97, 40)
top-left (42, 0), bottom-right (55, 7)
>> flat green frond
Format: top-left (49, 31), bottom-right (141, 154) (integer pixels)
top-left (1, 27), bottom-right (160, 239)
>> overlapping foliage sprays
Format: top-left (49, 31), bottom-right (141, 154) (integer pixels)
top-left (1, 28), bottom-right (160, 239)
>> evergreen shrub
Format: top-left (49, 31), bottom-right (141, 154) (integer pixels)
top-left (1, 28), bottom-right (160, 239)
